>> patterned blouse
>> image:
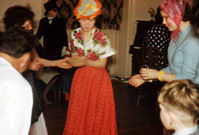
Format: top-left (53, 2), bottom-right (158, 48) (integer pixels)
top-left (69, 27), bottom-right (115, 61)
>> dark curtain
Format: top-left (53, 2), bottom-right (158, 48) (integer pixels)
top-left (58, 0), bottom-right (123, 30)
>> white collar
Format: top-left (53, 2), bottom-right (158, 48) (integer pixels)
top-left (47, 16), bottom-right (54, 20)
top-left (172, 125), bottom-right (198, 135)
top-left (0, 57), bottom-right (12, 67)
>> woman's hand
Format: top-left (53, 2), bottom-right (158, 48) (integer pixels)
top-left (67, 55), bottom-right (86, 67)
top-left (139, 68), bottom-right (159, 80)
top-left (129, 74), bottom-right (145, 87)
top-left (28, 60), bottom-right (44, 71)
top-left (55, 58), bottom-right (72, 69)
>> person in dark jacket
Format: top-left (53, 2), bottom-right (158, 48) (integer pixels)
top-left (36, 0), bottom-right (68, 60)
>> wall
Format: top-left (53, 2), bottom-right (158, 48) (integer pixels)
top-left (135, 0), bottom-right (162, 21)
top-left (116, 0), bottom-right (162, 78)
top-left (0, 0), bottom-right (162, 79)
top-left (0, 0), bottom-right (49, 19)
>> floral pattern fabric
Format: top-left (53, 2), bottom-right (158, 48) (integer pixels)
top-left (69, 27), bottom-right (115, 60)
top-left (63, 27), bottom-right (117, 135)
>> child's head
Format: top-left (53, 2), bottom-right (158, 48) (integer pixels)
top-left (158, 79), bottom-right (199, 130)
top-left (44, 0), bottom-right (58, 17)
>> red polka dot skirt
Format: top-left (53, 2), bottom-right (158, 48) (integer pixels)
top-left (63, 67), bottom-right (117, 135)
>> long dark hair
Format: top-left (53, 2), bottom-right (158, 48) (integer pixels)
top-left (3, 6), bottom-right (34, 30)
top-left (190, 0), bottom-right (199, 29)
top-left (182, 3), bottom-right (192, 22)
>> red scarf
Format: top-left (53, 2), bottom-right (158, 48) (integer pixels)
top-left (160, 0), bottom-right (188, 42)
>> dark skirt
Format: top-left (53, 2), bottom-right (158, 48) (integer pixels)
top-left (22, 70), bottom-right (43, 125)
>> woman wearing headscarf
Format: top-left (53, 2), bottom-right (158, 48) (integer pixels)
top-left (129, 0), bottom-right (199, 87)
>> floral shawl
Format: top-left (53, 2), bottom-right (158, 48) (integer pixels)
top-left (69, 27), bottom-right (115, 61)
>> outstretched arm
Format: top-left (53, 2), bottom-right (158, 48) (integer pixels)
top-left (32, 49), bottom-right (72, 69)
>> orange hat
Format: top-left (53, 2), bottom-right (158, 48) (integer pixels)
top-left (74, 0), bottom-right (102, 20)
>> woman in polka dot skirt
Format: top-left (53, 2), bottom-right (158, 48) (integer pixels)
top-left (62, 0), bottom-right (117, 135)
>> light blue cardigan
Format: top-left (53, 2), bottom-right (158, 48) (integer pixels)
top-left (162, 26), bottom-right (199, 85)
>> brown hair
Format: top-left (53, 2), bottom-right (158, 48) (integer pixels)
top-left (158, 79), bottom-right (199, 124)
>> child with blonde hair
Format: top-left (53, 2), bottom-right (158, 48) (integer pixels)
top-left (158, 79), bottom-right (199, 135)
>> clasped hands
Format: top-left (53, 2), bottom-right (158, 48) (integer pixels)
top-left (56, 55), bottom-right (86, 69)
top-left (129, 68), bottom-right (159, 87)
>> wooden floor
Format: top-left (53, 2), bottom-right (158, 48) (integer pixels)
top-left (43, 79), bottom-right (163, 135)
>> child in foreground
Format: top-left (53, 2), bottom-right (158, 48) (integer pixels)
top-left (158, 79), bottom-right (199, 135)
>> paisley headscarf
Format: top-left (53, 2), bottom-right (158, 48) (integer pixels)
top-left (160, 0), bottom-right (189, 41)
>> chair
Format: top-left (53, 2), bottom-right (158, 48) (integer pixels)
top-left (136, 46), bottom-right (167, 70)
top-left (41, 67), bottom-right (74, 104)
top-left (41, 68), bottom-right (61, 104)
top-left (134, 46), bottom-right (168, 106)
